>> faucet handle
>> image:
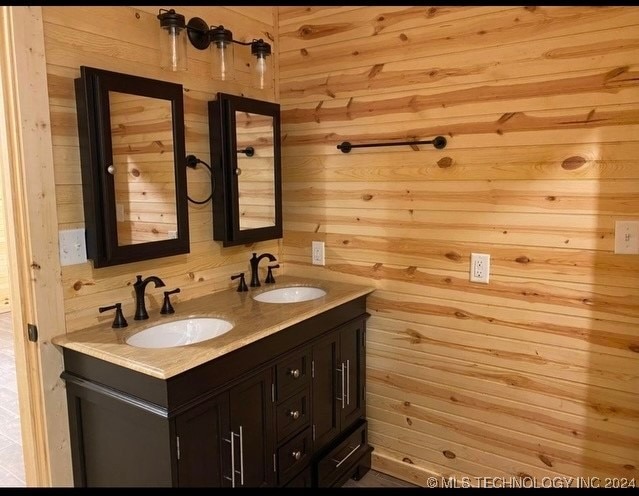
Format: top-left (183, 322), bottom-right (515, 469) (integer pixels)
top-left (98, 303), bottom-right (128, 329)
top-left (231, 273), bottom-right (249, 292)
top-left (161, 288), bottom-right (180, 314)
top-left (265, 264), bottom-right (280, 284)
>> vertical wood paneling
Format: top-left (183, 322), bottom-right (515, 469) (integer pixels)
top-left (42, 6), bottom-right (279, 332)
top-left (0, 181), bottom-right (9, 312)
top-left (278, 5), bottom-right (639, 485)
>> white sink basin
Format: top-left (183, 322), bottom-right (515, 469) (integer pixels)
top-left (253, 286), bottom-right (326, 304)
top-left (126, 317), bottom-right (233, 349)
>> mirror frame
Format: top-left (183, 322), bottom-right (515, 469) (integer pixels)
top-left (75, 66), bottom-right (189, 268)
top-left (209, 92), bottom-right (282, 247)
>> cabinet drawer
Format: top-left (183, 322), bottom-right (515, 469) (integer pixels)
top-left (276, 388), bottom-right (310, 443)
top-left (317, 420), bottom-right (368, 487)
top-left (276, 347), bottom-right (311, 400)
top-left (277, 427), bottom-right (312, 486)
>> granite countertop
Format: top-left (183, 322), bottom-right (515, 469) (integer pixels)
top-left (52, 276), bottom-right (374, 380)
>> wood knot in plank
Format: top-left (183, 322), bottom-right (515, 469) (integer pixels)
top-left (406, 329), bottom-right (422, 344)
top-left (515, 256), bottom-right (530, 264)
top-left (498, 112), bottom-right (517, 124)
top-left (445, 251), bottom-right (461, 261)
top-left (624, 464), bottom-right (635, 470)
top-left (297, 23), bottom-right (350, 40)
top-left (437, 157), bottom-right (453, 168)
top-left (538, 454), bottom-right (553, 467)
top-left (427, 7), bottom-right (438, 17)
top-left (399, 33), bottom-right (408, 42)
top-left (368, 64), bottom-right (384, 79)
top-left (402, 457), bottom-right (414, 464)
top-left (30, 262), bottom-right (41, 270)
top-left (443, 450), bottom-right (456, 459)
top-left (406, 266), bottom-right (417, 275)
top-left (73, 281), bottom-right (82, 291)
top-left (373, 263), bottom-right (383, 270)
top-left (406, 417), bottom-right (412, 426)
top-left (628, 344), bottom-right (639, 353)
top-left (404, 401), bottom-right (411, 407)
top-left (605, 66), bottom-right (629, 81)
top-left (561, 156), bottom-right (586, 170)
top-left (454, 311), bottom-right (469, 319)
top-left (362, 193), bottom-right (373, 201)
top-left (131, 168), bottom-right (140, 177)
top-left (188, 272), bottom-right (195, 279)
top-left (545, 195), bottom-right (556, 201)
top-left (300, 48), bottom-right (308, 56)
top-left (518, 473), bottom-right (534, 480)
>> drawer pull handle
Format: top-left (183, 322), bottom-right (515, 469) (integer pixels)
top-left (289, 410), bottom-right (300, 420)
top-left (332, 444), bottom-right (361, 469)
top-left (289, 368), bottom-right (301, 379)
top-left (291, 450), bottom-right (302, 460)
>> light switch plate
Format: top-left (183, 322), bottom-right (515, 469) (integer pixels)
top-left (615, 220), bottom-right (639, 254)
top-left (59, 228), bottom-right (87, 266)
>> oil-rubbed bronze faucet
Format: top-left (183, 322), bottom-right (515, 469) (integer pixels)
top-left (249, 252), bottom-right (276, 287)
top-left (133, 275), bottom-right (166, 320)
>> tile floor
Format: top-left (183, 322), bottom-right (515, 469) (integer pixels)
top-left (0, 312), bottom-right (25, 487)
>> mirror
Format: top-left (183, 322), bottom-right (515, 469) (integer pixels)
top-left (209, 93), bottom-right (282, 247)
top-left (75, 66), bottom-right (189, 267)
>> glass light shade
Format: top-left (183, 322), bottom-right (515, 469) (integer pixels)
top-left (252, 54), bottom-right (272, 90)
top-left (211, 40), bottom-right (235, 81)
top-left (250, 39), bottom-right (272, 90)
top-left (158, 14), bottom-right (187, 71)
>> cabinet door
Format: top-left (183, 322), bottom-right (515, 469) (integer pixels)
top-left (312, 331), bottom-right (340, 452)
top-left (339, 319), bottom-right (366, 430)
top-left (229, 368), bottom-right (275, 487)
top-left (175, 393), bottom-right (230, 487)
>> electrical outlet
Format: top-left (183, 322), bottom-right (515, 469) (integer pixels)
top-left (470, 253), bottom-right (490, 283)
top-left (312, 240), bottom-right (325, 266)
top-left (614, 220), bottom-right (639, 254)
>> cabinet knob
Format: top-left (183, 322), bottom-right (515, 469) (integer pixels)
top-left (291, 450), bottom-right (302, 461)
top-left (289, 368), bottom-right (300, 379)
top-left (289, 410), bottom-right (300, 420)
top-left (234, 168), bottom-right (242, 176)
top-left (106, 165), bottom-right (115, 175)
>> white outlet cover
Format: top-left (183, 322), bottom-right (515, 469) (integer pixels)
top-left (312, 240), bottom-right (325, 266)
top-left (614, 220), bottom-right (639, 254)
top-left (59, 228), bottom-right (88, 266)
top-left (470, 252), bottom-right (490, 284)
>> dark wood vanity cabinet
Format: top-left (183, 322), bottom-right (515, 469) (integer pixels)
top-left (175, 368), bottom-right (274, 487)
top-left (61, 297), bottom-right (371, 487)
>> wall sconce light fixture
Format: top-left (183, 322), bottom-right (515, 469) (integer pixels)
top-left (157, 9), bottom-right (273, 89)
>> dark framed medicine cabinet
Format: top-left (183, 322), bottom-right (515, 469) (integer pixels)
top-left (75, 66), bottom-right (189, 268)
top-left (209, 93), bottom-right (282, 247)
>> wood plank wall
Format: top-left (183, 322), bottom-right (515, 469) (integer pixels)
top-left (41, 6), bottom-right (280, 332)
top-left (0, 180), bottom-right (8, 312)
top-left (278, 6), bottom-right (639, 485)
